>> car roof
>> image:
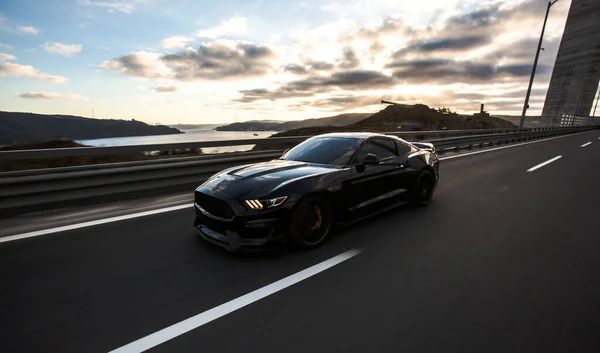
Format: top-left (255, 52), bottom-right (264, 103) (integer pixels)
top-left (311, 132), bottom-right (391, 140)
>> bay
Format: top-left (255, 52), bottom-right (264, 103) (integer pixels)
top-left (77, 129), bottom-right (278, 154)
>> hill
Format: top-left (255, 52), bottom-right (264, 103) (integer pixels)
top-left (169, 124), bottom-right (221, 130)
top-left (0, 111), bottom-right (182, 146)
top-left (491, 115), bottom-right (542, 128)
top-left (214, 120), bottom-right (284, 131)
top-left (214, 113), bottom-right (371, 131)
top-left (267, 104), bottom-right (516, 138)
top-left (275, 113), bottom-right (372, 131)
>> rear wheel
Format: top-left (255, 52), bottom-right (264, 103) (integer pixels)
top-left (411, 170), bottom-right (435, 207)
top-left (289, 195), bottom-right (332, 249)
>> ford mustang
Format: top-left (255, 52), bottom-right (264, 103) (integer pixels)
top-left (194, 133), bottom-right (439, 251)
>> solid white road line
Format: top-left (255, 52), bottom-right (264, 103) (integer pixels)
top-left (581, 142), bottom-right (592, 147)
top-left (109, 248), bottom-right (362, 353)
top-left (0, 204), bottom-right (192, 244)
top-left (439, 131), bottom-right (590, 161)
top-left (527, 156), bottom-right (562, 172)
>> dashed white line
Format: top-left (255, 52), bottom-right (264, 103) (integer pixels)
top-left (527, 155), bottom-right (562, 172)
top-left (581, 142), bottom-right (592, 147)
top-left (109, 248), bottom-right (362, 353)
top-left (0, 204), bottom-right (192, 244)
top-left (438, 131), bottom-right (589, 160)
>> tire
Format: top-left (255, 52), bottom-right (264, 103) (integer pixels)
top-left (289, 195), bottom-right (333, 249)
top-left (410, 170), bottom-right (435, 207)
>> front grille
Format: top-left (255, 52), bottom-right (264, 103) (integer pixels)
top-left (195, 192), bottom-right (235, 220)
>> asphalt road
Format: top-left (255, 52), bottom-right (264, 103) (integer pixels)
top-left (1, 130), bottom-right (600, 353)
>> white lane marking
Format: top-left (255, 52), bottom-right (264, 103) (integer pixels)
top-left (109, 248), bottom-right (362, 353)
top-left (581, 142), bottom-right (592, 147)
top-left (527, 155), bottom-right (562, 172)
top-left (439, 131), bottom-right (590, 161)
top-left (0, 204), bottom-right (192, 244)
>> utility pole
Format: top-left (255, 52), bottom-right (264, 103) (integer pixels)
top-left (519, 0), bottom-right (559, 129)
top-left (594, 83), bottom-right (600, 117)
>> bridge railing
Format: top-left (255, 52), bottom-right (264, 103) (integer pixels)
top-left (0, 126), bottom-right (596, 213)
top-left (0, 126), bottom-right (580, 162)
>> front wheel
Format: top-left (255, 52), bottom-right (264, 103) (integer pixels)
top-left (289, 195), bottom-right (332, 249)
top-left (410, 170), bottom-right (435, 207)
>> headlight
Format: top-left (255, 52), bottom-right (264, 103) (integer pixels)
top-left (244, 196), bottom-right (288, 210)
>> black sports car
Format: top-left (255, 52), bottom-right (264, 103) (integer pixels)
top-left (194, 133), bottom-right (439, 251)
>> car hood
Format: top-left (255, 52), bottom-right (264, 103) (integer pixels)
top-left (198, 159), bottom-right (338, 199)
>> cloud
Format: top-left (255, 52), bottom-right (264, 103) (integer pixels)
top-left (162, 41), bottom-right (275, 80)
top-left (0, 43), bottom-right (13, 49)
top-left (338, 48), bottom-right (360, 69)
top-left (80, 0), bottom-right (134, 14)
top-left (41, 42), bottom-right (83, 56)
top-left (283, 61), bottom-right (336, 75)
top-left (0, 53), bottom-right (16, 61)
top-left (154, 85), bottom-right (177, 93)
top-left (160, 35), bottom-right (193, 49)
top-left (396, 35), bottom-right (490, 55)
top-left (446, 4), bottom-right (503, 29)
top-left (310, 95), bottom-right (383, 110)
top-left (195, 16), bottom-right (248, 39)
top-left (0, 63), bottom-right (67, 83)
top-left (294, 70), bottom-right (395, 89)
top-left (284, 63), bottom-right (308, 75)
top-left (389, 59), bottom-right (549, 84)
top-left (94, 0), bottom-right (567, 116)
top-left (159, 16), bottom-right (249, 50)
top-left (100, 51), bottom-right (170, 78)
top-left (236, 70), bottom-right (396, 102)
top-left (354, 17), bottom-right (407, 40)
top-left (102, 41), bottom-right (276, 80)
top-left (307, 61), bottom-right (335, 71)
top-left (17, 26), bottom-right (39, 34)
top-left (17, 92), bottom-right (91, 101)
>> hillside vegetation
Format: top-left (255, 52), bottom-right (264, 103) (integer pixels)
top-left (0, 111), bottom-right (181, 145)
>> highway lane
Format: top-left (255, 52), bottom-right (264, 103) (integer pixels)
top-left (1, 129), bottom-right (599, 353)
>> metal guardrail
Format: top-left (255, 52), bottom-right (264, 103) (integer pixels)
top-left (0, 127), bottom-right (556, 161)
top-left (0, 126), bottom-right (596, 213)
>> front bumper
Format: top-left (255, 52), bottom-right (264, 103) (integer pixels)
top-left (194, 202), bottom-right (290, 252)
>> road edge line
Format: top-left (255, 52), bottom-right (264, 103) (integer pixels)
top-left (0, 204), bottom-right (192, 244)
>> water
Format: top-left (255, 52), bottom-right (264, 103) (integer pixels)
top-left (77, 129), bottom-right (278, 154)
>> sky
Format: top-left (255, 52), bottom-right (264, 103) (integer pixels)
top-left (0, 0), bottom-right (573, 125)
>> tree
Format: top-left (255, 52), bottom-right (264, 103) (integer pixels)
top-left (435, 107), bottom-right (457, 115)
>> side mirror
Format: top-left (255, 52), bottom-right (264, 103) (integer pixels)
top-left (362, 153), bottom-right (380, 166)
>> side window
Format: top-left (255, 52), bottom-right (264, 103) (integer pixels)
top-left (396, 141), bottom-right (414, 156)
top-left (355, 138), bottom-right (397, 163)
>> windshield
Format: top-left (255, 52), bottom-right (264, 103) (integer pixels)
top-left (283, 136), bottom-right (362, 165)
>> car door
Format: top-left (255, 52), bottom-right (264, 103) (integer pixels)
top-left (343, 138), bottom-right (399, 215)
top-left (390, 139), bottom-right (421, 200)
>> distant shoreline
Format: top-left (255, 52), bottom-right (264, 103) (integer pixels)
top-left (0, 111), bottom-right (182, 146)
